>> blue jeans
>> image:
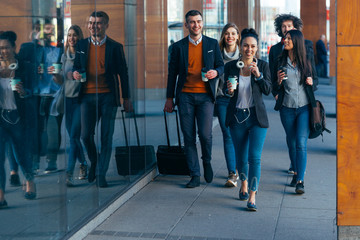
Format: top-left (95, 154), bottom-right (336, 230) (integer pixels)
top-left (229, 108), bottom-right (267, 192)
top-left (280, 105), bottom-right (310, 182)
top-left (178, 93), bottom-right (214, 177)
top-left (65, 97), bottom-right (87, 175)
top-left (6, 143), bottom-right (18, 172)
top-left (0, 115), bottom-right (33, 191)
top-left (81, 93), bottom-right (117, 177)
top-left (214, 96), bottom-right (236, 174)
top-left (36, 96), bottom-right (63, 165)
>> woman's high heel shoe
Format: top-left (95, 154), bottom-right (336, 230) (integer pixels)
top-left (247, 201), bottom-right (257, 211)
top-left (239, 191), bottom-right (249, 201)
top-left (24, 181), bottom-right (36, 200)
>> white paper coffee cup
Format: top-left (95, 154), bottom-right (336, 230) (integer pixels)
top-left (10, 79), bottom-right (21, 91)
top-left (80, 72), bottom-right (87, 82)
top-left (201, 71), bottom-right (208, 82)
top-left (228, 76), bottom-right (237, 90)
top-left (52, 63), bottom-right (62, 74)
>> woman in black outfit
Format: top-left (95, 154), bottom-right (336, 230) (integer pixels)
top-left (0, 31), bottom-right (36, 209)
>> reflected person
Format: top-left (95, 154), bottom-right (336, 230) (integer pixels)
top-left (0, 31), bottom-right (36, 209)
top-left (18, 17), bottom-right (63, 174)
top-left (73, 11), bottom-right (133, 188)
top-left (50, 25), bottom-right (88, 186)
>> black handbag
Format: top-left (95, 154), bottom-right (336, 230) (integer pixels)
top-left (156, 110), bottom-right (190, 175)
top-left (115, 110), bottom-right (156, 176)
top-left (309, 100), bottom-right (331, 139)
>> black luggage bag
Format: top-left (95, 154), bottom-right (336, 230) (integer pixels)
top-left (156, 110), bottom-right (189, 175)
top-left (116, 110), bottom-right (156, 176)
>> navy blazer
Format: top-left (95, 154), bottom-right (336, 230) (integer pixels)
top-left (73, 37), bottom-right (130, 106)
top-left (224, 59), bottom-right (272, 128)
top-left (166, 35), bottom-right (224, 105)
top-left (18, 41), bottom-right (63, 92)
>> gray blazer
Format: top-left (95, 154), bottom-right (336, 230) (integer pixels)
top-left (225, 59), bottom-right (272, 128)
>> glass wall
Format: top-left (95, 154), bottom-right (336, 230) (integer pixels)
top-left (202, 0), bottom-right (227, 40)
top-left (167, 0), bottom-right (227, 48)
top-left (168, 0), bottom-right (184, 46)
top-left (259, 0), bottom-right (300, 61)
top-left (0, 0), bottom-right (160, 239)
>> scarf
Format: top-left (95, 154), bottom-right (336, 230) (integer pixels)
top-left (222, 45), bottom-right (240, 63)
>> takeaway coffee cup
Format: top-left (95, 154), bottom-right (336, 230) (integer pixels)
top-left (39, 63), bottom-right (44, 74)
top-left (279, 66), bottom-right (288, 80)
top-left (10, 79), bottom-right (21, 91)
top-left (201, 68), bottom-right (208, 82)
top-left (80, 72), bottom-right (87, 82)
top-left (52, 63), bottom-right (62, 74)
top-left (228, 76), bottom-right (238, 90)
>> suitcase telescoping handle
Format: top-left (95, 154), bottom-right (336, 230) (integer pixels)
top-left (121, 110), bottom-right (140, 147)
top-left (163, 109), bottom-right (182, 149)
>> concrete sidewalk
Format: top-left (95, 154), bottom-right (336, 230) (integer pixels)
top-left (83, 79), bottom-right (337, 240)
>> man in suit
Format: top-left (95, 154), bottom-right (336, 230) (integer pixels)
top-left (268, 13), bottom-right (318, 174)
top-left (18, 18), bottom-right (63, 174)
top-left (73, 11), bottom-right (133, 188)
top-left (269, 13), bottom-right (318, 96)
top-left (316, 34), bottom-right (328, 78)
top-left (164, 10), bottom-right (224, 188)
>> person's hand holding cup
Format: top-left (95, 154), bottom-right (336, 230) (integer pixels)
top-left (73, 71), bottom-right (87, 82)
top-left (10, 79), bottom-right (25, 96)
top-left (10, 79), bottom-right (21, 91)
top-left (80, 72), bottom-right (86, 82)
top-left (227, 75), bottom-right (238, 94)
top-left (38, 63), bottom-right (44, 74)
top-left (201, 67), bottom-right (209, 82)
top-left (52, 63), bottom-right (62, 74)
top-left (277, 66), bottom-right (288, 85)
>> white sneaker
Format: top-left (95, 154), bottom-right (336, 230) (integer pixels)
top-left (225, 173), bottom-right (238, 187)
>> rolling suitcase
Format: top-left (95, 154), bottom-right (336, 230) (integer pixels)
top-left (116, 110), bottom-right (156, 176)
top-left (156, 110), bottom-right (190, 175)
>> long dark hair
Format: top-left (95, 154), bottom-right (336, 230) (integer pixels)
top-left (219, 23), bottom-right (240, 52)
top-left (279, 29), bottom-right (311, 84)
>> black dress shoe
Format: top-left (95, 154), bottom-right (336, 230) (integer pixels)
top-left (88, 164), bottom-right (96, 183)
top-left (0, 200), bottom-right (8, 209)
top-left (97, 175), bottom-right (108, 188)
top-left (203, 163), bottom-right (213, 183)
top-left (186, 176), bottom-right (200, 188)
